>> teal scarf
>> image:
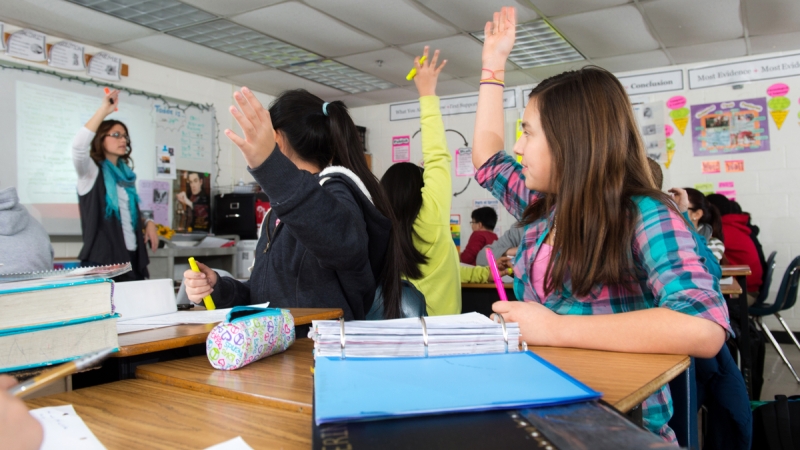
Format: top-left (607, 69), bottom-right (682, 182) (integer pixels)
top-left (102, 159), bottom-right (139, 231)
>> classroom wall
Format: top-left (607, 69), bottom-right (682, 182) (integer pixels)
top-left (351, 49), bottom-right (800, 331)
top-left (0, 23), bottom-right (272, 256)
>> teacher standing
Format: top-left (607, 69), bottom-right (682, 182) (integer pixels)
top-left (71, 90), bottom-right (158, 281)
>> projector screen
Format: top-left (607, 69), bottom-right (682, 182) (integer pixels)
top-left (0, 63), bottom-right (216, 235)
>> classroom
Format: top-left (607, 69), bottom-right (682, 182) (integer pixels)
top-left (0, 1), bottom-right (799, 449)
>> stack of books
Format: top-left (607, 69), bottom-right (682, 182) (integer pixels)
top-left (0, 264), bottom-right (127, 372)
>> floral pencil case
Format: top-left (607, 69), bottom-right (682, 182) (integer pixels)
top-left (206, 306), bottom-right (295, 370)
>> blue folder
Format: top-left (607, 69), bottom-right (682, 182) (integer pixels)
top-left (314, 351), bottom-right (602, 425)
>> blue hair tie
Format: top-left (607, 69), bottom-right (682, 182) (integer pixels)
top-left (322, 102), bottom-right (329, 116)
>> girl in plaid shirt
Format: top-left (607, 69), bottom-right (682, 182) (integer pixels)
top-left (474, 8), bottom-right (732, 443)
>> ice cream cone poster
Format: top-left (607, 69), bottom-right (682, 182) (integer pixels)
top-left (766, 83), bottom-right (790, 130)
top-left (691, 97), bottom-right (770, 157)
top-left (667, 96), bottom-right (689, 135)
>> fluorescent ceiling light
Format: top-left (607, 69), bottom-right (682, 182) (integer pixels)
top-left (167, 20), bottom-right (319, 68)
top-left (285, 60), bottom-right (395, 94)
top-left (472, 20), bottom-right (584, 69)
top-left (66, 0), bottom-right (214, 31)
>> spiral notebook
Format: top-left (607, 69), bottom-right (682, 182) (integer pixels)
top-left (311, 313), bottom-right (601, 425)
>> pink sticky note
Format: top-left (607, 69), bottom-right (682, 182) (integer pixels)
top-left (767, 83), bottom-right (789, 97)
top-left (702, 160), bottom-right (721, 174)
top-left (667, 96), bottom-right (687, 110)
top-left (718, 181), bottom-right (734, 188)
top-left (716, 189), bottom-right (736, 200)
top-left (725, 160), bottom-right (744, 172)
top-left (664, 124), bottom-right (674, 137)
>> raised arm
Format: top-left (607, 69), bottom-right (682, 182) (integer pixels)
top-left (85, 90), bottom-right (119, 132)
top-left (72, 92), bottom-right (118, 194)
top-left (414, 47), bottom-right (452, 225)
top-left (473, 7), bottom-right (516, 169)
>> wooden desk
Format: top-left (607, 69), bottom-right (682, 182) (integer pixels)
top-left (721, 264), bottom-right (753, 399)
top-left (137, 338), bottom-right (688, 415)
top-left (26, 380), bottom-right (309, 450)
top-left (721, 277), bottom-right (743, 296)
top-left (115, 308), bottom-right (343, 357)
top-left (137, 339), bottom-right (316, 414)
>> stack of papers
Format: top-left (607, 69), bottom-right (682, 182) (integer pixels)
top-left (309, 312), bottom-right (521, 358)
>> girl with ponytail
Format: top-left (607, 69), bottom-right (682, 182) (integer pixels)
top-left (182, 87), bottom-right (407, 319)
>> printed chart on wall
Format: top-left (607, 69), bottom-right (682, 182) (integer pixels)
top-left (0, 62), bottom-right (217, 235)
top-left (691, 97), bottom-right (770, 156)
top-left (632, 101), bottom-right (666, 162)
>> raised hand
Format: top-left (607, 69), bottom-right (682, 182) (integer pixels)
top-left (668, 187), bottom-right (690, 213)
top-left (225, 87), bottom-right (276, 169)
top-left (413, 46), bottom-right (447, 97)
top-left (482, 6), bottom-right (516, 70)
top-left (85, 89), bottom-right (120, 132)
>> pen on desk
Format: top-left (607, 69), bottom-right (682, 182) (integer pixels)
top-left (405, 55), bottom-right (427, 81)
top-left (485, 248), bottom-right (508, 301)
top-left (188, 257), bottom-right (216, 310)
top-left (9, 347), bottom-right (115, 398)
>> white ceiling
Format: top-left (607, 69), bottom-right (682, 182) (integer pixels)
top-left (2, 0), bottom-right (800, 107)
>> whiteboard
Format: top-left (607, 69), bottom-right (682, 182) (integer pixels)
top-left (0, 62), bottom-right (216, 235)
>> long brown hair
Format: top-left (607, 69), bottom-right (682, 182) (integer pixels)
top-left (90, 120), bottom-right (134, 168)
top-left (522, 66), bottom-right (677, 297)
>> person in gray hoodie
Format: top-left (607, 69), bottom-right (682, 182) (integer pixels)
top-left (183, 89), bottom-right (411, 320)
top-left (0, 187), bottom-right (53, 274)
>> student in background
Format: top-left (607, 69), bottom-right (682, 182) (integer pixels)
top-left (473, 7), bottom-right (730, 442)
top-left (183, 88), bottom-right (405, 320)
top-left (71, 90), bottom-right (158, 281)
top-left (380, 47), bottom-right (461, 316)
top-left (730, 199), bottom-right (767, 278)
top-left (0, 375), bottom-right (43, 450)
top-left (0, 187), bottom-right (53, 274)
top-left (683, 188), bottom-right (725, 262)
top-left (475, 224), bottom-right (523, 269)
top-left (460, 207), bottom-right (498, 265)
top-left (706, 194), bottom-right (763, 303)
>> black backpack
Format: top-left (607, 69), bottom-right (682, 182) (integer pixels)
top-left (752, 395), bottom-right (800, 449)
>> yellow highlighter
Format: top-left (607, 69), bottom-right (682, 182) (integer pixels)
top-left (188, 257), bottom-right (216, 310)
top-left (405, 55), bottom-right (427, 81)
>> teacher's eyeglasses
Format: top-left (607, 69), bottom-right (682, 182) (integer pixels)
top-left (106, 132), bottom-right (130, 143)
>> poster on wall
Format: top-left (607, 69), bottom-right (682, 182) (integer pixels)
top-left (138, 180), bottom-right (170, 226)
top-left (6, 29), bottom-right (46, 62)
top-left (87, 51), bottom-right (122, 81)
top-left (450, 214), bottom-right (461, 252)
top-left (173, 170), bottom-right (210, 233)
top-left (632, 101), bottom-right (666, 162)
top-left (766, 83), bottom-right (790, 130)
top-left (691, 97), bottom-right (770, 157)
top-left (48, 40), bottom-right (86, 71)
top-left (391, 135), bottom-right (410, 162)
top-left (455, 147), bottom-right (475, 177)
top-left (155, 145), bottom-right (176, 179)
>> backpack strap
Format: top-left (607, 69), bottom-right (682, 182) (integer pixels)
top-left (775, 395), bottom-right (795, 450)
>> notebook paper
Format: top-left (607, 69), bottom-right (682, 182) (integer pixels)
top-left (314, 351), bottom-right (601, 425)
top-left (30, 405), bottom-right (106, 449)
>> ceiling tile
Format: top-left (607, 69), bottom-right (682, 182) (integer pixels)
top-left (231, 2), bottom-right (385, 57)
top-left (0, 0), bottom-right (156, 45)
top-left (749, 31), bottom-right (800, 54)
top-left (668, 39), bottom-right (747, 64)
top-left (641, 0), bottom-right (743, 48)
top-left (226, 70), bottom-right (347, 98)
top-left (401, 35), bottom-right (515, 78)
top-left (461, 70), bottom-right (537, 87)
top-left (328, 95), bottom-right (378, 108)
top-left (592, 50), bottom-right (671, 74)
top-left (530, 0), bottom-right (632, 18)
top-left (743, 0), bottom-right (800, 36)
top-left (179, 0), bottom-right (285, 16)
top-left (550, 4), bottom-right (660, 58)
top-left (417, 0), bottom-right (539, 32)
top-left (523, 61), bottom-right (587, 81)
top-left (354, 87), bottom-right (419, 104)
top-left (304, 0), bottom-right (458, 45)
top-left (336, 48), bottom-right (454, 87)
top-left (434, 79), bottom-right (477, 96)
top-left (109, 34), bottom-right (266, 77)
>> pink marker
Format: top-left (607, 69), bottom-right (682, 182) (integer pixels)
top-left (485, 248), bottom-right (508, 301)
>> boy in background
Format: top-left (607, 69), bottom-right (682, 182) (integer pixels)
top-left (460, 207), bottom-right (498, 265)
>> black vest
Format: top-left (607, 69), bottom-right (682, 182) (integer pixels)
top-left (77, 168), bottom-right (149, 277)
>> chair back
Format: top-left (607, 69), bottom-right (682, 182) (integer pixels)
top-left (367, 281), bottom-right (427, 320)
top-left (754, 251), bottom-right (777, 306)
top-left (778, 255), bottom-right (800, 312)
